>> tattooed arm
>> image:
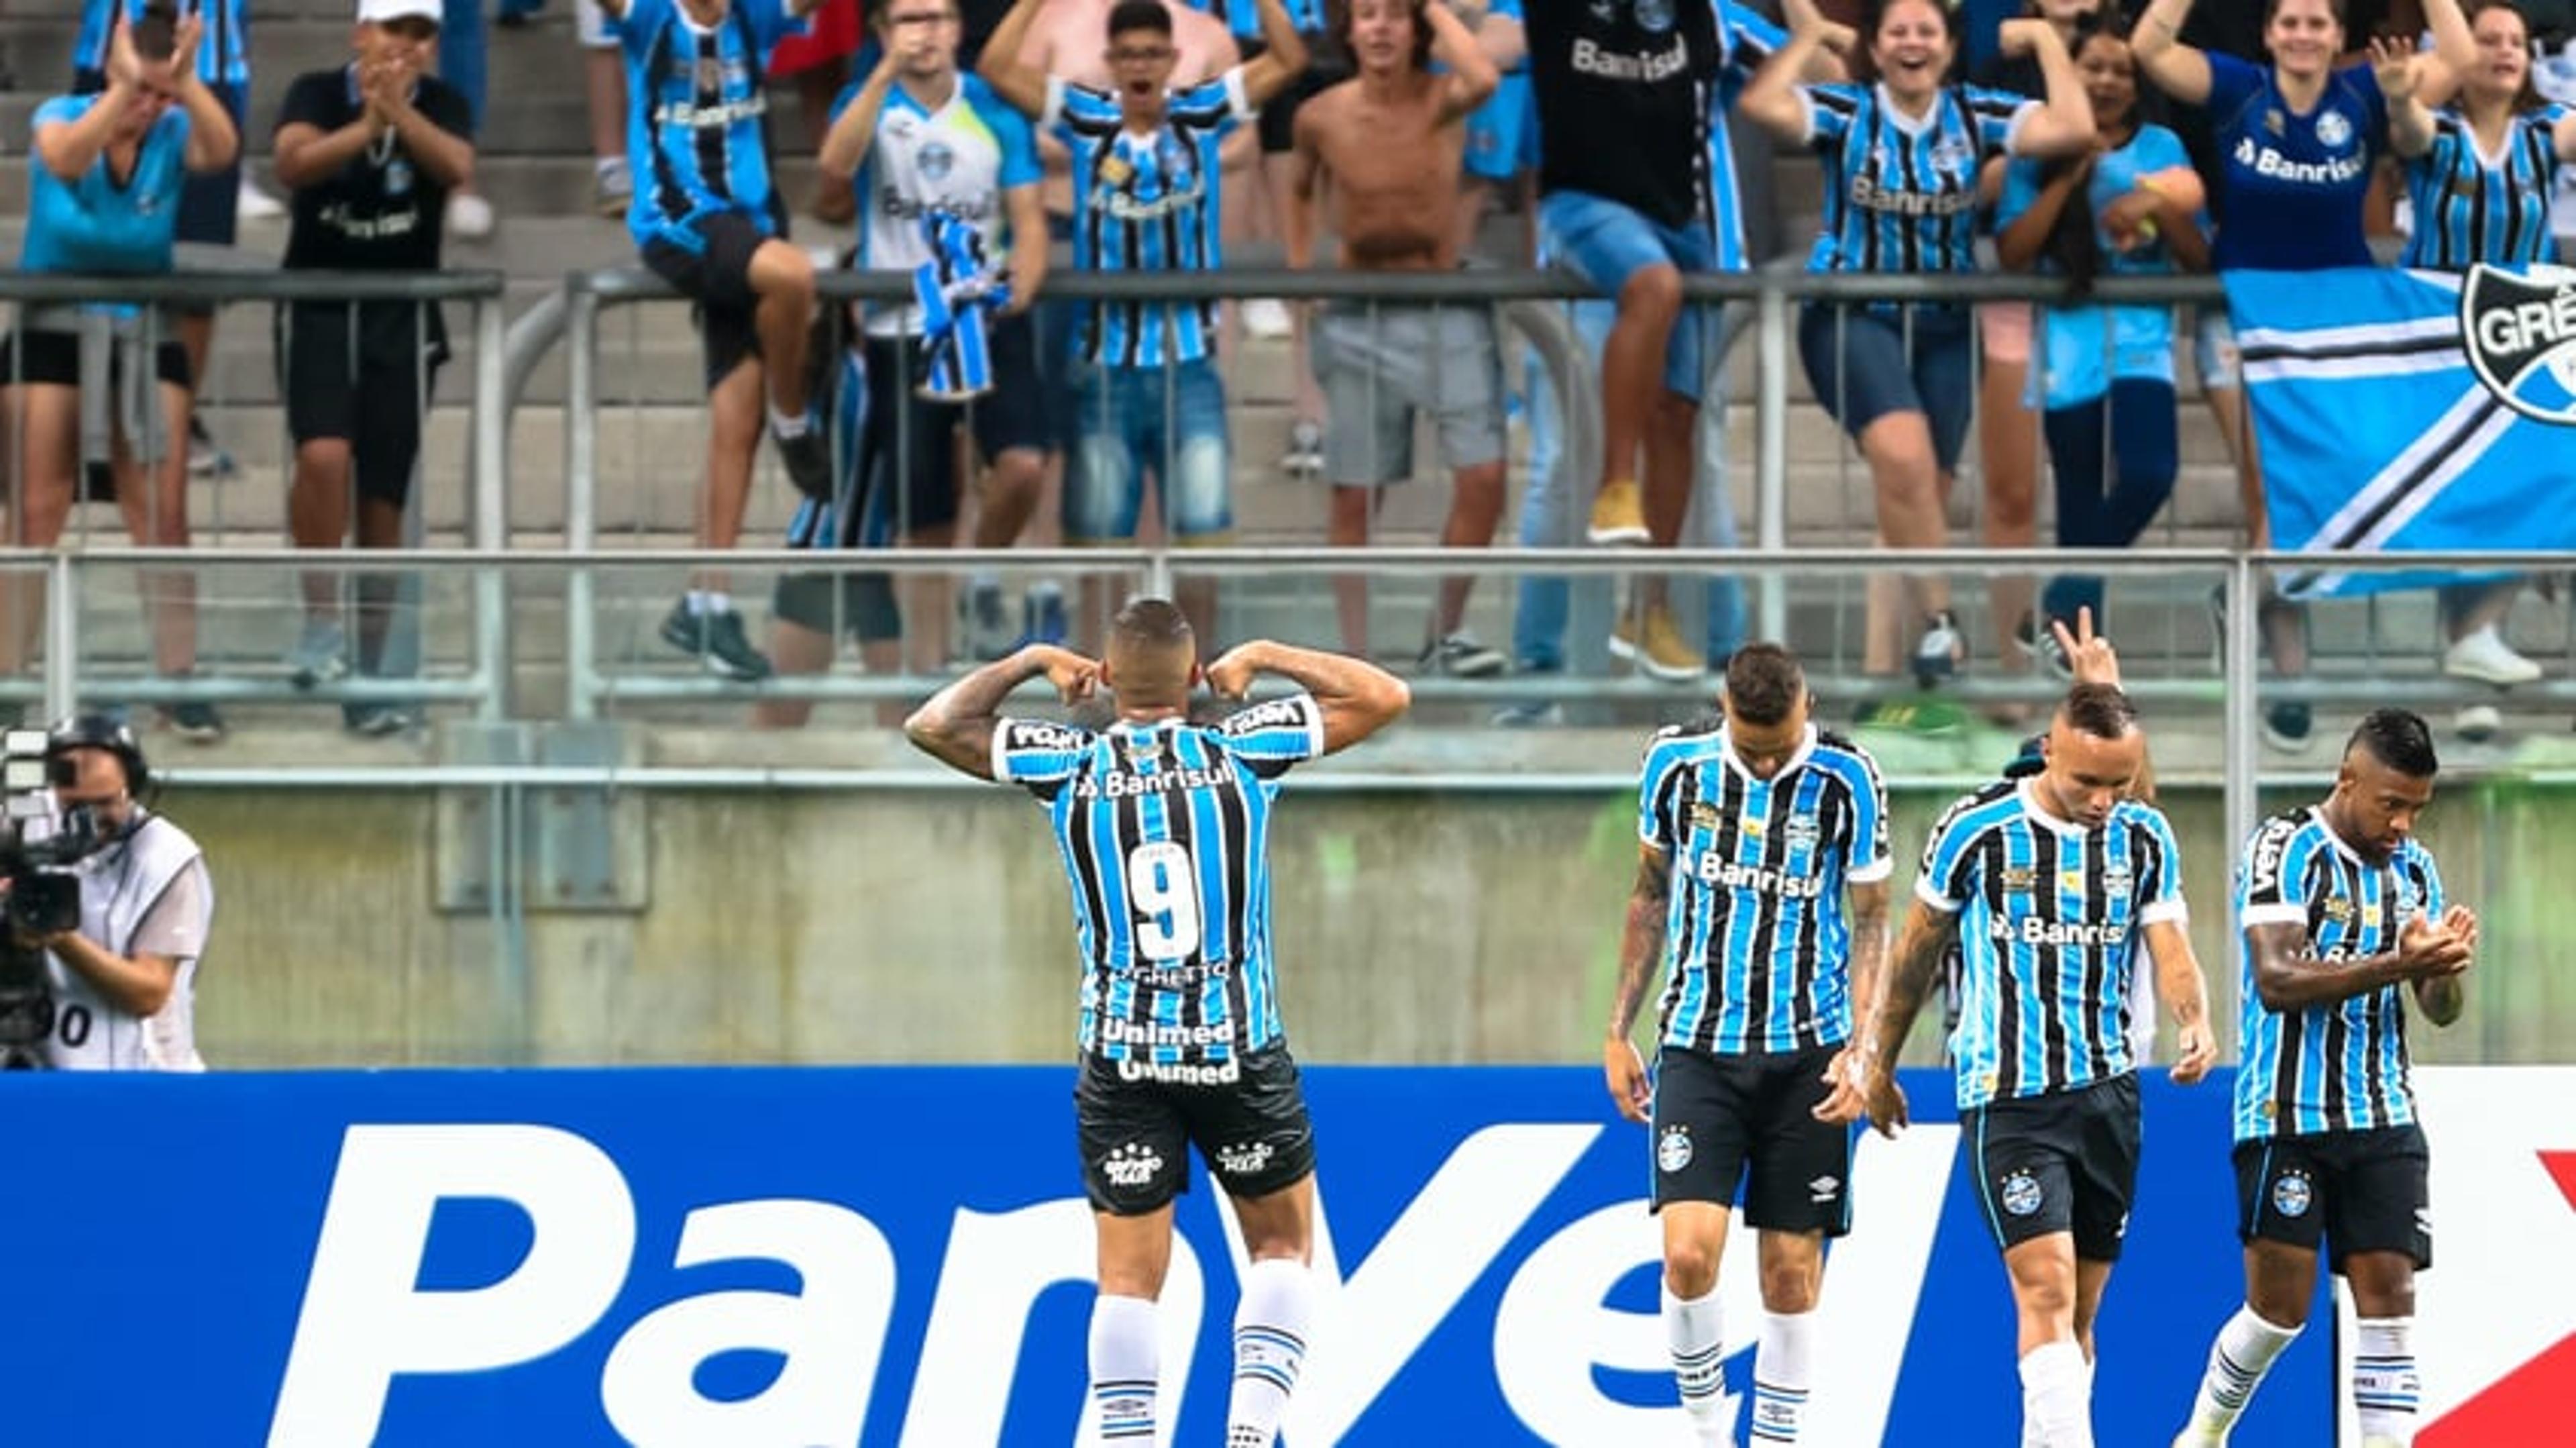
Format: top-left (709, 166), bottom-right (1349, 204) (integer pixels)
top-left (1603, 847), bottom-right (1672, 1125)
top-left (1815, 878), bottom-right (1890, 1123)
top-left (1855, 898), bottom-right (1960, 1137)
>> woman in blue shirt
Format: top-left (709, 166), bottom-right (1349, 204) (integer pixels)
top-left (1, 6), bottom-right (237, 737)
top-left (1996, 15), bottom-right (2208, 670)
top-left (2132, 0), bottom-right (2473, 749)
top-left (1740, 0), bottom-right (2094, 695)
top-left (2387, 0), bottom-right (2575, 713)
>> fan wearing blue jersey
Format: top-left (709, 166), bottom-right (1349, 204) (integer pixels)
top-left (906, 599), bottom-right (1408, 1448)
top-left (2384, 0), bottom-right (2573, 718)
top-left (1741, 1), bottom-right (2095, 695)
top-left (817, 0), bottom-right (1050, 667)
top-left (2133, 0), bottom-right (2473, 751)
top-left (600, 0), bottom-right (831, 683)
top-left (1995, 17), bottom-right (2208, 659)
top-left (1605, 645), bottom-right (1892, 1447)
top-left (2173, 711), bottom-right (2477, 1448)
top-left (981, 0), bottom-right (1309, 644)
top-left (1856, 683), bottom-right (2215, 1448)
top-left (72, 0), bottom-right (256, 480)
top-left (753, 315), bottom-right (920, 726)
top-left (1, 6), bottom-right (236, 735)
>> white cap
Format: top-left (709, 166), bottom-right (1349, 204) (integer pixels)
top-left (357, 0), bottom-right (441, 25)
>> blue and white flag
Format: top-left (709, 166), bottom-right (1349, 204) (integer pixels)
top-left (2225, 263), bottom-right (2576, 598)
top-left (911, 212), bottom-right (1011, 403)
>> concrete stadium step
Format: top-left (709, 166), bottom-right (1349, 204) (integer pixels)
top-left (159, 386), bottom-right (2262, 549)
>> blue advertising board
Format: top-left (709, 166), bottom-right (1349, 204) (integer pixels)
top-left (5, 1067), bottom-right (2331, 1446)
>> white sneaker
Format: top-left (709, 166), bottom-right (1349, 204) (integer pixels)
top-left (2454, 702), bottom-right (2503, 741)
top-left (237, 178), bottom-right (285, 220)
top-left (447, 191), bottom-right (496, 240)
top-left (1242, 298), bottom-right (1293, 340)
top-left (2442, 623), bottom-right (2540, 685)
top-left (592, 158), bottom-right (634, 218)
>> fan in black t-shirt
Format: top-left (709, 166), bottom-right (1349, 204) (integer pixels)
top-left (275, 59), bottom-right (472, 268)
top-left (269, 0), bottom-right (480, 737)
top-left (1525, 0), bottom-right (1724, 227)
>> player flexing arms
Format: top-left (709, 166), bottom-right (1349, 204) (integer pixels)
top-left (905, 599), bottom-right (1407, 1448)
top-left (1605, 644), bottom-right (1891, 1447)
top-left (2173, 710), bottom-right (2475, 1448)
top-left (1858, 683), bottom-right (2215, 1448)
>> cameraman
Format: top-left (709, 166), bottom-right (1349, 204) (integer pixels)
top-left (21, 716), bottom-right (211, 1070)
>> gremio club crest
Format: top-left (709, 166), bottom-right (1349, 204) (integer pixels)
top-left (2461, 262), bottom-right (2576, 425)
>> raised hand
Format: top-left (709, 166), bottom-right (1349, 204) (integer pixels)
top-left (164, 11), bottom-right (204, 91)
top-left (105, 15), bottom-right (145, 90)
top-left (2370, 35), bottom-right (2420, 101)
top-left (2051, 605), bottom-right (2123, 686)
top-left (1997, 17), bottom-right (2056, 58)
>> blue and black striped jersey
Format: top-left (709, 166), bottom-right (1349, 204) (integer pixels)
top-left (2234, 806), bottom-right (2447, 1142)
top-left (2401, 104), bottom-right (2568, 271)
top-left (1919, 780), bottom-right (2188, 1110)
top-left (1044, 70), bottom-right (1250, 368)
top-left (76, 0), bottom-right (249, 89)
top-left (620, 0), bottom-right (802, 252)
top-left (996, 694), bottom-right (1324, 1063)
top-left (1801, 81), bottom-right (2029, 295)
top-left (1638, 722), bottom-right (1890, 1053)
top-left (1706, 0), bottom-right (1786, 271)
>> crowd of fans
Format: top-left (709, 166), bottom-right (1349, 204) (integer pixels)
top-left (5, 0), bottom-right (2574, 745)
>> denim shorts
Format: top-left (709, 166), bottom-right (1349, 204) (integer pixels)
top-left (1065, 358), bottom-right (1232, 541)
top-left (1537, 189), bottom-right (1717, 402)
top-left (1798, 303), bottom-right (1975, 476)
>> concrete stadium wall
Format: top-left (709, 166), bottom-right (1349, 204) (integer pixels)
top-left (189, 782), bottom-right (2571, 1068)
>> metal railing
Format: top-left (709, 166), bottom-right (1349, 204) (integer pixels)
top-left (17, 266), bottom-right (2569, 823)
top-left (538, 266), bottom-right (1619, 717)
top-left (523, 266), bottom-right (2259, 707)
top-left (0, 269), bottom-right (515, 720)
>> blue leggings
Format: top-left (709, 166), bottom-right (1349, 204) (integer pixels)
top-left (2041, 377), bottom-right (2178, 628)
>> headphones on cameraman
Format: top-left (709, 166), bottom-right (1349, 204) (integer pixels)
top-left (45, 713), bottom-right (149, 796)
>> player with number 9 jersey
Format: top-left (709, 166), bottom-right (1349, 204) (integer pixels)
top-left (904, 599), bottom-right (1408, 1448)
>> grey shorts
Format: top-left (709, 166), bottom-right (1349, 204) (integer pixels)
top-left (1311, 301), bottom-right (1507, 486)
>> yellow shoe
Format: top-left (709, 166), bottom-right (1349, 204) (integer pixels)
top-left (1610, 603), bottom-right (1705, 682)
top-left (1586, 478), bottom-right (1650, 545)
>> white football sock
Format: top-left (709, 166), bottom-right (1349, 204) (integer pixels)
top-left (2019, 1339), bottom-right (2094, 1448)
top-left (1225, 1258), bottom-right (1313, 1448)
top-left (2353, 1316), bottom-right (2419, 1446)
top-left (1087, 1293), bottom-right (1159, 1446)
top-left (1752, 1309), bottom-right (1815, 1443)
